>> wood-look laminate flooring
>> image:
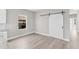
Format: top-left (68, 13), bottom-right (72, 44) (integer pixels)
top-left (7, 33), bottom-right (68, 49)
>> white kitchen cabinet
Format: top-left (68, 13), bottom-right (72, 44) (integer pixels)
top-left (0, 32), bottom-right (7, 48)
top-left (0, 9), bottom-right (7, 49)
top-left (0, 9), bottom-right (6, 23)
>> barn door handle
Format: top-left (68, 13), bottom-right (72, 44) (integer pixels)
top-left (62, 26), bottom-right (64, 29)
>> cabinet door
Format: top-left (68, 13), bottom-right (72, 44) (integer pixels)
top-left (0, 9), bottom-right (6, 23)
top-left (0, 32), bottom-right (7, 48)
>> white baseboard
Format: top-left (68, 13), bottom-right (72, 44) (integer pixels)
top-left (35, 32), bottom-right (70, 42)
top-left (8, 32), bottom-right (34, 40)
top-left (8, 32), bottom-right (70, 42)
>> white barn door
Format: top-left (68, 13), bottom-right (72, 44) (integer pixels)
top-left (49, 14), bottom-right (63, 39)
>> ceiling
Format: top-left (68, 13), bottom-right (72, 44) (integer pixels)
top-left (28, 9), bottom-right (78, 13)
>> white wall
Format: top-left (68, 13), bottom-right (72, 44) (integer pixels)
top-left (35, 9), bottom-right (70, 40)
top-left (6, 9), bottom-right (35, 39)
top-left (35, 12), bottom-right (49, 34)
top-left (63, 10), bottom-right (70, 40)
